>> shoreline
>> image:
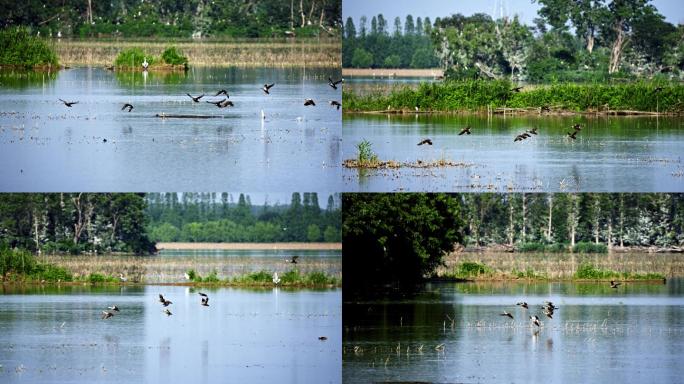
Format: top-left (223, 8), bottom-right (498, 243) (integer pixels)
top-left (344, 108), bottom-right (680, 117)
top-left (155, 242), bottom-right (341, 250)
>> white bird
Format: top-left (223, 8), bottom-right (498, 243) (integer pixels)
top-left (119, 273), bottom-right (127, 283)
top-left (272, 272), bottom-right (281, 285)
top-left (142, 57), bottom-right (149, 71)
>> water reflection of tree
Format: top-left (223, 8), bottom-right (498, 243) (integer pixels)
top-left (0, 70), bottom-right (57, 89)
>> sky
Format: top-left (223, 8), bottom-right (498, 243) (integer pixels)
top-left (184, 192), bottom-right (340, 209)
top-left (342, 0), bottom-right (683, 29)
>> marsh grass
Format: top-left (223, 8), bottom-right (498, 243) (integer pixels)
top-left (343, 80), bottom-right (684, 113)
top-left (41, 253), bottom-right (341, 285)
top-left (437, 251), bottom-right (680, 280)
top-left (56, 38), bottom-right (340, 67)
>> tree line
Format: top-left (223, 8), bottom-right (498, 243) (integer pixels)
top-left (343, 1), bottom-right (684, 81)
top-left (342, 14), bottom-right (439, 68)
top-left (145, 192), bottom-right (341, 243)
top-left (343, 193), bottom-right (684, 293)
top-left (2, 0), bottom-right (341, 38)
top-left (0, 193), bottom-right (155, 255)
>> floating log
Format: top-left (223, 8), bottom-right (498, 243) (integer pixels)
top-left (155, 113), bottom-right (223, 119)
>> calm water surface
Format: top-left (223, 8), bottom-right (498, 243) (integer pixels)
top-left (0, 67), bottom-right (341, 192)
top-left (0, 285), bottom-right (341, 383)
top-left (343, 280), bottom-right (684, 383)
top-left (343, 114), bottom-right (684, 192)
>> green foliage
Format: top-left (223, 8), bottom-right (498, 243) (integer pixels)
top-left (0, 27), bottom-right (58, 67)
top-left (356, 140), bottom-right (378, 164)
top-left (572, 242), bottom-right (608, 254)
top-left (30, 264), bottom-right (72, 282)
top-left (4, 1), bottom-right (341, 39)
top-left (344, 80), bottom-right (684, 113)
top-left (343, 193), bottom-right (465, 294)
top-left (351, 48), bottom-right (373, 68)
top-left (145, 192), bottom-right (340, 243)
top-left (161, 47), bottom-right (188, 66)
top-left (0, 247), bottom-right (37, 276)
top-left (87, 273), bottom-right (108, 283)
top-left (229, 269), bottom-right (336, 286)
top-left (203, 269), bottom-right (220, 283)
top-left (234, 271), bottom-right (273, 284)
top-left (454, 262), bottom-right (491, 278)
top-left (512, 268), bottom-right (547, 279)
top-left (187, 269), bottom-right (200, 282)
top-left (517, 242), bottom-right (568, 253)
top-left (114, 48), bottom-right (156, 68)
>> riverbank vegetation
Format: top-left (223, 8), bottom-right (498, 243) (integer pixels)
top-left (2, 0), bottom-right (341, 39)
top-left (343, 2), bottom-right (684, 81)
top-left (0, 27), bottom-right (58, 68)
top-left (114, 46), bottom-right (188, 69)
top-left (343, 193), bottom-right (683, 295)
top-left (343, 80), bottom-right (684, 113)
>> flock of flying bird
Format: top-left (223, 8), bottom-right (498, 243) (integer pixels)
top-left (499, 280), bottom-right (622, 328)
top-left (101, 255), bottom-right (303, 320)
top-left (58, 77), bottom-right (344, 112)
top-left (417, 123), bottom-right (584, 146)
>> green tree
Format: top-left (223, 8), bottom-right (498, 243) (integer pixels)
top-left (343, 193), bottom-right (464, 295)
top-left (307, 224), bottom-right (321, 242)
top-left (351, 47), bottom-right (373, 67)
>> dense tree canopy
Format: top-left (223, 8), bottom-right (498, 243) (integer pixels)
top-left (342, 14), bottom-right (439, 68)
top-left (0, 193), bottom-right (155, 255)
top-left (342, 194), bottom-right (464, 294)
top-left (145, 192), bottom-right (341, 243)
top-left (2, 0), bottom-right (342, 38)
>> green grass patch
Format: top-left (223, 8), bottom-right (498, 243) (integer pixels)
top-left (114, 46), bottom-right (188, 69)
top-left (572, 242), bottom-right (608, 254)
top-left (30, 264), bottom-right (72, 282)
top-left (511, 268), bottom-right (548, 280)
top-left (452, 262), bottom-right (492, 279)
top-left (0, 27), bottom-right (58, 68)
top-left (343, 80), bottom-right (684, 113)
top-left (574, 263), bottom-right (664, 280)
top-left (85, 273), bottom-right (118, 284)
top-left (517, 242), bottom-right (568, 253)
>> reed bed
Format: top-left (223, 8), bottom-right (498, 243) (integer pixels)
top-left (343, 80), bottom-right (684, 114)
top-left (44, 254), bottom-right (341, 283)
top-left (54, 39), bottom-right (340, 67)
top-left (437, 251), bottom-right (684, 279)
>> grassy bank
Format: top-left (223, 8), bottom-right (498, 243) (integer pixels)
top-left (55, 38), bottom-right (340, 67)
top-left (0, 28), bottom-right (58, 69)
top-left (436, 250), bottom-right (682, 280)
top-left (2, 248), bottom-right (339, 287)
top-left (342, 68), bottom-right (443, 78)
top-left (156, 242), bottom-right (342, 250)
top-left (343, 80), bottom-right (684, 114)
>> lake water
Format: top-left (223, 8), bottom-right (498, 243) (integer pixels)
top-left (343, 114), bottom-right (684, 192)
top-left (343, 280), bottom-right (684, 383)
top-left (0, 285), bottom-right (341, 383)
top-left (0, 67), bottom-right (341, 192)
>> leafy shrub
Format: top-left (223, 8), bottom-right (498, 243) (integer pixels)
top-left (0, 247), bottom-right (37, 276)
top-left (233, 271), bottom-right (272, 284)
top-left (281, 269), bottom-right (301, 284)
top-left (572, 242), bottom-right (608, 254)
top-left (357, 140), bottom-right (378, 164)
top-left (203, 270), bottom-right (220, 283)
top-left (88, 273), bottom-right (107, 283)
top-left (32, 264), bottom-right (72, 282)
top-left (0, 27), bottom-right (58, 67)
top-left (161, 46), bottom-right (188, 66)
top-left (114, 48), bottom-right (156, 68)
top-left (454, 262), bottom-right (491, 278)
top-left (305, 271), bottom-right (331, 285)
top-left (517, 242), bottom-right (546, 252)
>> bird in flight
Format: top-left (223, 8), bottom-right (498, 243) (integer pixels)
top-left (108, 305), bottom-right (120, 312)
top-left (458, 126), bottom-right (472, 135)
top-left (215, 89), bottom-right (229, 97)
top-left (159, 294), bottom-right (173, 307)
top-left (288, 255), bottom-right (299, 264)
top-left (329, 100), bottom-right (341, 110)
top-left (527, 127), bottom-right (538, 135)
top-left (121, 103), bottom-right (133, 112)
top-left (610, 280), bottom-right (621, 289)
top-left (206, 99), bottom-right (234, 108)
top-left (163, 308), bottom-right (172, 316)
top-left (328, 77), bottom-right (342, 90)
top-left (199, 292), bottom-right (209, 306)
top-left (262, 83), bottom-right (275, 94)
top-left (59, 99), bottom-right (78, 107)
top-left (567, 131), bottom-right (579, 140)
top-left (417, 138), bottom-right (433, 146)
top-left (186, 93), bottom-right (204, 103)
top-left (516, 302), bottom-right (528, 309)
top-left (530, 315), bottom-right (541, 327)
top-left (304, 98), bottom-right (316, 106)
top-left (101, 311), bottom-right (114, 320)
top-left (500, 311), bottom-right (514, 319)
